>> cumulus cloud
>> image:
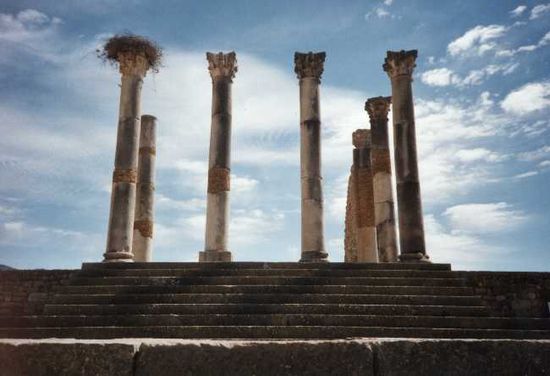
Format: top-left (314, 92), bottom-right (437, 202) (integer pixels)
top-left (530, 3), bottom-right (550, 19)
top-left (421, 68), bottom-right (460, 87)
top-left (443, 202), bottom-right (527, 234)
top-left (510, 5), bottom-right (527, 17)
top-left (517, 145), bottom-right (550, 161)
top-left (501, 81), bottom-right (550, 115)
top-left (447, 24), bottom-right (508, 57)
top-left (421, 64), bottom-right (518, 87)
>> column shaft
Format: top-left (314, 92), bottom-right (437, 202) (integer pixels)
top-left (200, 52), bottom-right (237, 262)
top-left (133, 115), bottom-right (157, 262)
top-left (295, 52), bottom-right (328, 263)
top-left (384, 50), bottom-right (429, 262)
top-left (104, 68), bottom-right (145, 262)
top-left (366, 97), bottom-right (398, 262)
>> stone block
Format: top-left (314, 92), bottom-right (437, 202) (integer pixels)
top-left (374, 339), bottom-right (550, 376)
top-left (0, 342), bottom-right (135, 376)
top-left (136, 340), bottom-right (373, 376)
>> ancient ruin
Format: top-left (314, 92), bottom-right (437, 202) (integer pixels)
top-left (132, 115), bottom-right (157, 262)
top-left (199, 52), bottom-right (238, 262)
top-left (344, 130), bottom-right (378, 262)
top-left (1, 36), bottom-right (549, 375)
top-left (100, 35), bottom-right (162, 263)
top-left (294, 52), bottom-right (329, 262)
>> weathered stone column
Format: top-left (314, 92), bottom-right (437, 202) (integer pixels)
top-left (352, 130), bottom-right (378, 262)
top-left (103, 52), bottom-right (151, 262)
top-left (295, 52), bottom-right (328, 263)
top-left (383, 50), bottom-right (429, 262)
top-left (132, 115), bottom-right (157, 262)
top-left (365, 96), bottom-right (398, 262)
top-left (199, 52), bottom-right (237, 262)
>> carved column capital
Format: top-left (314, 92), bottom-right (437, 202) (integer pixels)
top-left (206, 52), bottom-right (238, 81)
top-left (365, 96), bottom-right (392, 121)
top-left (352, 129), bottom-right (371, 149)
top-left (294, 52), bottom-right (326, 80)
top-left (118, 52), bottom-right (150, 77)
top-left (383, 50), bottom-right (417, 79)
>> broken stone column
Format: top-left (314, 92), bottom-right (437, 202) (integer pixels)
top-left (351, 130), bottom-right (378, 262)
top-left (200, 52), bottom-right (237, 262)
top-left (104, 51), bottom-right (151, 262)
top-left (132, 115), bottom-right (157, 262)
top-left (365, 96), bottom-right (398, 262)
top-left (294, 52), bottom-right (328, 263)
top-left (383, 50), bottom-right (429, 262)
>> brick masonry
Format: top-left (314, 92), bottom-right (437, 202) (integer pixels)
top-left (0, 270), bottom-right (76, 315)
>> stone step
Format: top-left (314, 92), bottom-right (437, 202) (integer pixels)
top-left (58, 284), bottom-right (476, 296)
top-left (82, 262), bottom-right (452, 271)
top-left (1, 325), bottom-right (548, 339)
top-left (51, 293), bottom-right (482, 305)
top-left (69, 276), bottom-right (468, 287)
top-left (2, 314), bottom-right (549, 330)
top-left (77, 268), bottom-right (458, 278)
top-left (44, 303), bottom-right (490, 316)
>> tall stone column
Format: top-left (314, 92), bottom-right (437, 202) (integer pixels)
top-left (200, 52), bottom-right (237, 262)
top-left (132, 115), bottom-right (157, 262)
top-left (383, 50), bottom-right (429, 262)
top-left (294, 52), bottom-right (328, 263)
top-left (365, 96), bottom-right (398, 262)
top-left (352, 130), bottom-right (378, 262)
top-left (104, 52), bottom-right (150, 262)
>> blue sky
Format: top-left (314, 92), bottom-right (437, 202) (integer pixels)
top-left (0, 0), bottom-right (549, 270)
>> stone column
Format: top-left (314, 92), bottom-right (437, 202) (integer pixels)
top-left (365, 96), bottom-right (398, 262)
top-left (383, 50), bottom-right (429, 262)
top-left (199, 52), bottom-right (237, 262)
top-left (352, 130), bottom-right (378, 262)
top-left (132, 115), bottom-right (157, 262)
top-left (294, 52), bottom-right (328, 263)
top-left (103, 52), bottom-right (150, 262)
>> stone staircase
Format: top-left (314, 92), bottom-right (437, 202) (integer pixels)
top-left (1, 262), bottom-right (549, 339)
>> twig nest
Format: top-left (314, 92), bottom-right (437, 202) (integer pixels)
top-left (97, 33), bottom-right (163, 73)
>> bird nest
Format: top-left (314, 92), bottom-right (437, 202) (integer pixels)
top-left (97, 34), bottom-right (163, 72)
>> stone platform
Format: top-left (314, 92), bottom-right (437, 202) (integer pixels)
top-left (1, 338), bottom-right (549, 375)
top-left (1, 262), bottom-right (549, 339)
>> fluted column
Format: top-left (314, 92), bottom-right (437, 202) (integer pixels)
top-left (132, 115), bottom-right (157, 262)
top-left (352, 130), bottom-right (378, 262)
top-left (383, 50), bottom-right (429, 262)
top-left (104, 52), bottom-right (150, 262)
top-left (200, 52), bottom-right (237, 262)
top-left (365, 97), bottom-right (398, 262)
top-left (294, 52), bottom-right (328, 263)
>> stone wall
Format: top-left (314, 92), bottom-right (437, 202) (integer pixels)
top-left (460, 271), bottom-right (550, 318)
top-left (0, 339), bottom-right (549, 375)
top-left (0, 270), bottom-right (77, 316)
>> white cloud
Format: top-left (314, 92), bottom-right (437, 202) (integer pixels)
top-left (384, 0), bottom-right (394, 5)
top-left (530, 3), bottom-right (550, 19)
top-left (513, 170), bottom-right (538, 179)
top-left (499, 31), bottom-right (550, 56)
top-left (443, 202), bottom-right (527, 234)
top-left (421, 64), bottom-right (518, 87)
top-left (510, 5), bottom-right (527, 17)
top-left (501, 81), bottom-right (550, 115)
top-left (517, 145), bottom-right (550, 161)
top-left (455, 148), bottom-right (505, 163)
top-left (421, 68), bottom-right (460, 87)
top-left (447, 24), bottom-right (508, 56)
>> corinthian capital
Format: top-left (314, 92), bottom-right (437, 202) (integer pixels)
top-left (294, 52), bottom-right (326, 80)
top-left (118, 52), bottom-right (150, 77)
top-left (365, 96), bottom-right (392, 121)
top-left (383, 50), bottom-right (417, 78)
top-left (206, 52), bottom-right (238, 81)
top-left (352, 129), bottom-right (371, 149)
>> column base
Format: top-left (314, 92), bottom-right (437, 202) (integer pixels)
top-left (199, 250), bottom-right (232, 262)
top-left (300, 250), bottom-right (329, 263)
top-left (102, 251), bottom-right (134, 263)
top-left (398, 252), bottom-right (430, 263)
